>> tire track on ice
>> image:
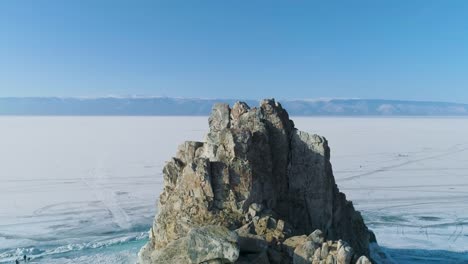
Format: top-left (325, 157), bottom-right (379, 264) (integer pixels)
top-left (81, 167), bottom-right (131, 230)
top-left (340, 145), bottom-right (468, 182)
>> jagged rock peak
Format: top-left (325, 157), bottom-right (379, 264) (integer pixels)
top-left (139, 99), bottom-right (378, 264)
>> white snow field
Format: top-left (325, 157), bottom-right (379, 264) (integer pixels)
top-left (0, 116), bottom-right (467, 263)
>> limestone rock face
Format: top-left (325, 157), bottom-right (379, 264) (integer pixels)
top-left (356, 256), bottom-right (372, 264)
top-left (140, 225), bottom-right (239, 264)
top-left (139, 99), bottom-right (376, 264)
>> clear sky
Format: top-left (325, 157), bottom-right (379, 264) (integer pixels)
top-left (1, 1), bottom-right (468, 102)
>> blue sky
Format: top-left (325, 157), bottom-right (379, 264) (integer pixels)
top-left (1, 1), bottom-right (468, 102)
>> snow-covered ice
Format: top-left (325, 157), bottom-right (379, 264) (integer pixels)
top-left (0, 117), bottom-right (206, 263)
top-left (0, 116), bottom-right (467, 263)
top-left (295, 117), bottom-right (468, 263)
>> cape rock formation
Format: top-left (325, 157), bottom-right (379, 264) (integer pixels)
top-left (139, 99), bottom-right (383, 264)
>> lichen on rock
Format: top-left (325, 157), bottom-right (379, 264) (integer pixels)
top-left (138, 99), bottom-right (388, 264)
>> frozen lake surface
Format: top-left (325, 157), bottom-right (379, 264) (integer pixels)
top-left (0, 116), bottom-right (467, 263)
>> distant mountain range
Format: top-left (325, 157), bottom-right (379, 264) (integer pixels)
top-left (1, 97), bottom-right (467, 116)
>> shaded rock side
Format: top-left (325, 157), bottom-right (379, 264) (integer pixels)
top-left (140, 99), bottom-right (373, 263)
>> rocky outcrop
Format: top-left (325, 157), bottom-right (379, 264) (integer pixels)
top-left (139, 99), bottom-right (380, 264)
top-left (139, 225), bottom-right (239, 264)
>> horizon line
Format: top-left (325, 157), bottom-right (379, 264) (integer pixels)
top-left (0, 96), bottom-right (466, 105)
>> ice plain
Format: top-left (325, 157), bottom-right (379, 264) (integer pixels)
top-left (0, 116), bottom-right (467, 263)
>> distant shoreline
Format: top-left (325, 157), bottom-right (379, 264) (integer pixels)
top-left (1, 97), bottom-right (468, 116)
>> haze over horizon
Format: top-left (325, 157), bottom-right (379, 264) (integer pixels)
top-left (1, 1), bottom-right (468, 102)
top-left (0, 95), bottom-right (467, 105)
top-left (2, 95), bottom-right (466, 107)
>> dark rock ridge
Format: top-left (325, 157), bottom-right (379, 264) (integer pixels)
top-left (139, 99), bottom-right (383, 264)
